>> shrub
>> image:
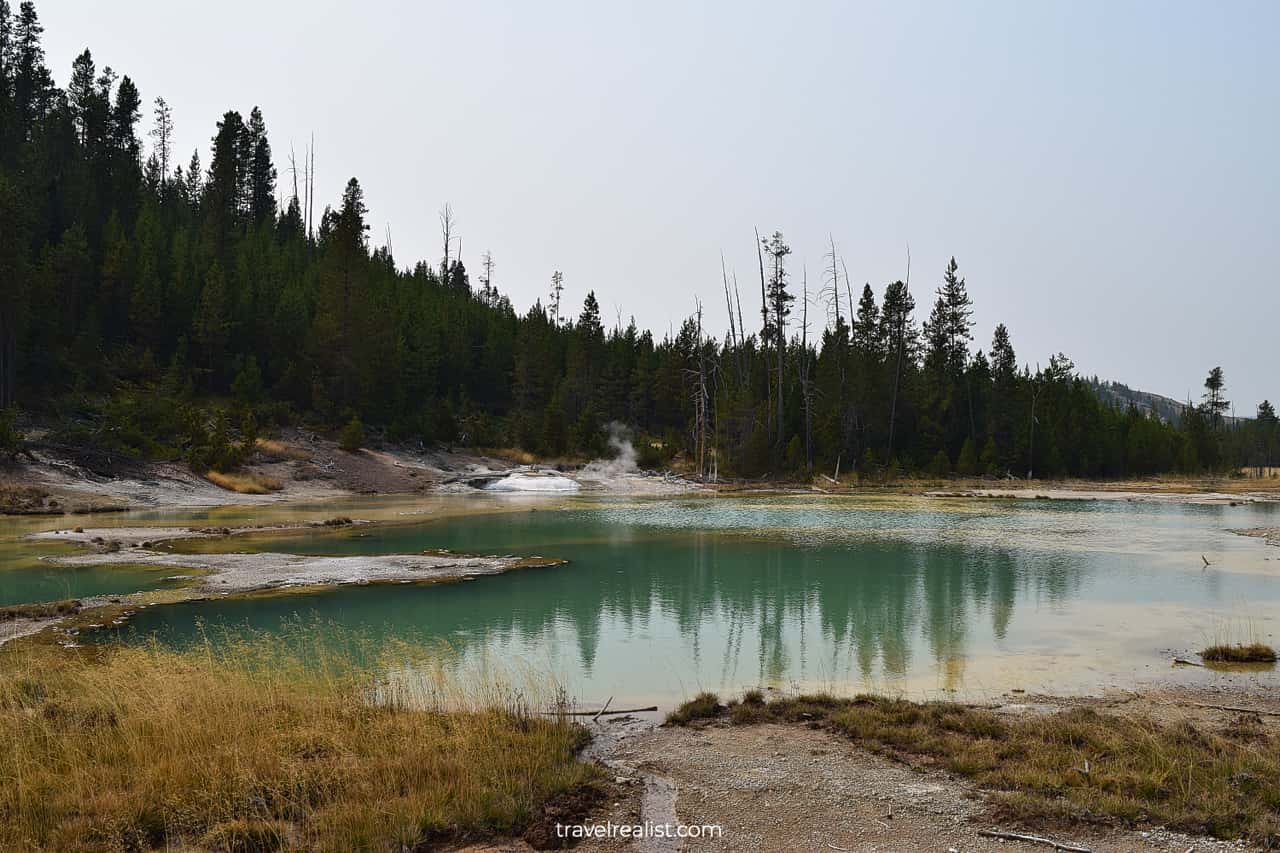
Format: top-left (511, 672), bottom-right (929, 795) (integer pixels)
top-left (981, 436), bottom-right (1000, 476)
top-left (666, 692), bottom-right (723, 725)
top-left (636, 439), bottom-right (667, 471)
top-left (956, 437), bottom-right (978, 476)
top-left (339, 416), bottom-right (364, 452)
top-left (0, 408), bottom-right (22, 459)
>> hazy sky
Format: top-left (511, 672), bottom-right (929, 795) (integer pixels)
top-left (43, 1), bottom-right (1277, 410)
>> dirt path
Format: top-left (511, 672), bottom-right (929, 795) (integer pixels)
top-left (465, 687), bottom-right (1277, 852)
top-left (588, 722), bottom-right (1249, 852)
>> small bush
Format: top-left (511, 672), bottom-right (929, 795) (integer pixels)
top-left (339, 416), bottom-right (364, 452)
top-left (636, 439), bottom-right (668, 471)
top-left (0, 408), bottom-right (23, 459)
top-left (666, 692), bottom-right (723, 725)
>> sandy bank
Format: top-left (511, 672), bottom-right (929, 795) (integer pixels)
top-left (0, 524), bottom-right (562, 646)
top-left (924, 487), bottom-right (1275, 505)
top-left (53, 548), bottom-right (552, 594)
top-left (37, 524), bottom-right (559, 596)
top-left (1233, 526), bottom-right (1280, 547)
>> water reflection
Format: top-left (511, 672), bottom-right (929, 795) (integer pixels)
top-left (109, 504), bottom-right (1119, 700)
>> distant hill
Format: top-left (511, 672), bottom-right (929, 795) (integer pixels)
top-left (1087, 379), bottom-right (1249, 425)
top-left (1087, 380), bottom-right (1189, 423)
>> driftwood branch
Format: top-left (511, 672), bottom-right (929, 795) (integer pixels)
top-left (1192, 702), bottom-right (1280, 717)
top-left (592, 696), bottom-right (613, 724)
top-left (978, 829), bottom-right (1092, 852)
top-left (541, 706), bottom-right (658, 717)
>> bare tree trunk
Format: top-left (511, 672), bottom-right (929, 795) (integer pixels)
top-left (734, 273), bottom-right (748, 385)
top-left (288, 144), bottom-right (301, 224)
top-left (439, 203), bottom-right (455, 281)
top-left (307, 134), bottom-right (316, 242)
top-left (722, 254), bottom-right (742, 387)
top-left (801, 268), bottom-right (812, 472)
top-left (1028, 371), bottom-right (1041, 480)
top-left (775, 265), bottom-right (785, 453)
top-left (755, 227), bottom-right (771, 444)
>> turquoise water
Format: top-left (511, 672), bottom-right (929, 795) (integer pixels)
top-left (78, 494), bottom-right (1280, 704)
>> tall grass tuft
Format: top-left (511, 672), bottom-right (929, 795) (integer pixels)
top-left (0, 633), bottom-right (596, 850)
top-left (205, 470), bottom-right (284, 494)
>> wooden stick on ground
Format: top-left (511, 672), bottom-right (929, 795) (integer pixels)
top-left (1192, 702), bottom-right (1280, 717)
top-left (592, 696), bottom-right (613, 724)
top-left (978, 829), bottom-right (1092, 852)
top-left (541, 706), bottom-right (658, 716)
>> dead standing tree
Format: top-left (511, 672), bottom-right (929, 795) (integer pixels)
top-left (549, 271), bottom-right (564, 326)
top-left (800, 267), bottom-right (814, 473)
top-left (755, 227), bottom-right (771, 445)
top-left (685, 300), bottom-right (713, 479)
top-left (439, 203), bottom-right (457, 281)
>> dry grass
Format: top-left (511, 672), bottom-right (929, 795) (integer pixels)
top-left (255, 438), bottom-right (312, 462)
top-left (475, 447), bottom-right (539, 465)
top-left (0, 599), bottom-right (80, 622)
top-left (672, 692), bottom-right (1280, 845)
top-left (0, 483), bottom-right (57, 514)
top-left (1202, 643), bottom-right (1278, 663)
top-left (205, 470), bottom-right (284, 494)
top-left (0, 635), bottom-right (598, 851)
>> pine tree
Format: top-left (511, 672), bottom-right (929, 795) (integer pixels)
top-left (1202, 366), bottom-right (1228, 430)
top-left (193, 261), bottom-right (231, 385)
top-left (0, 173), bottom-right (28, 407)
top-left (150, 96), bottom-right (173, 184)
top-left (313, 177), bottom-right (369, 407)
top-left (207, 110), bottom-right (246, 236)
top-left (12, 2), bottom-right (52, 132)
top-left (246, 106), bottom-right (276, 224)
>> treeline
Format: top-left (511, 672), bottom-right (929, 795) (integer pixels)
top-left (1, 1), bottom-right (1276, 479)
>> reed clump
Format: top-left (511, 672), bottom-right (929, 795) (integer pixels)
top-left (1201, 642), bottom-right (1277, 663)
top-left (0, 599), bottom-right (80, 622)
top-left (0, 635), bottom-right (596, 851)
top-left (672, 691), bottom-right (1280, 844)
